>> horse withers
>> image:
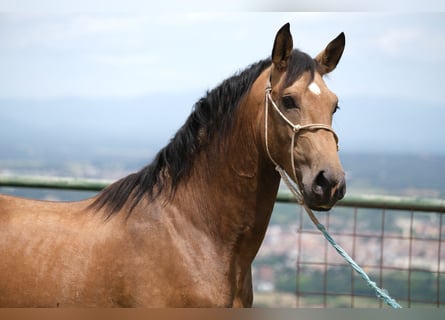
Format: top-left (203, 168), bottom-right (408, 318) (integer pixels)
top-left (0, 23), bottom-right (345, 307)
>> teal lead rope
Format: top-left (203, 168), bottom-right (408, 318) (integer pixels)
top-left (275, 163), bottom-right (402, 308)
top-left (264, 83), bottom-right (402, 307)
top-left (303, 205), bottom-right (403, 308)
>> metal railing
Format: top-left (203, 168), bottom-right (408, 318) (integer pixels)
top-left (0, 175), bottom-right (112, 192)
top-left (1, 175), bottom-right (444, 308)
top-left (289, 205), bottom-right (444, 308)
top-left (1, 175), bottom-right (444, 213)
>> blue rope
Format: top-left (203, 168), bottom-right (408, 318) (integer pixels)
top-left (275, 167), bottom-right (402, 307)
top-left (312, 219), bottom-right (403, 308)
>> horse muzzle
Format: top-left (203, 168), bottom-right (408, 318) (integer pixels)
top-left (303, 169), bottom-right (346, 211)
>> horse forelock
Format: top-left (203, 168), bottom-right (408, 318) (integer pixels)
top-left (283, 50), bottom-right (316, 89)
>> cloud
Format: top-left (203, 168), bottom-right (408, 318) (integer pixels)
top-left (67, 14), bottom-right (146, 36)
top-left (375, 23), bottom-right (445, 63)
top-left (1, 13), bottom-right (149, 51)
top-left (376, 27), bottom-right (422, 56)
top-left (92, 54), bottom-right (158, 67)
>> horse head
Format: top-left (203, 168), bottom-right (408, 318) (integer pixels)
top-left (265, 23), bottom-right (346, 211)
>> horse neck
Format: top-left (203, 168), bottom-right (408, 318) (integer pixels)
top-left (171, 70), bottom-right (280, 258)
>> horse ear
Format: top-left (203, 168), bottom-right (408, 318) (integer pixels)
top-left (315, 32), bottom-right (345, 75)
top-left (271, 23), bottom-right (293, 73)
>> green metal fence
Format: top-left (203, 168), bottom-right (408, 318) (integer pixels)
top-left (1, 175), bottom-right (444, 213)
top-left (0, 175), bottom-right (112, 192)
top-left (0, 175), bottom-right (444, 308)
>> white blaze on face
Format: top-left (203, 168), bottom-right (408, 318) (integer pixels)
top-left (308, 82), bottom-right (321, 95)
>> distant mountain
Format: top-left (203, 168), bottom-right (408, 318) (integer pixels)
top-left (1, 93), bottom-right (444, 161)
top-left (340, 152), bottom-right (445, 197)
top-left (335, 96), bottom-right (445, 154)
top-left (0, 93), bottom-right (200, 161)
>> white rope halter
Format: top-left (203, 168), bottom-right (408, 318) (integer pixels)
top-left (264, 79), bottom-right (339, 205)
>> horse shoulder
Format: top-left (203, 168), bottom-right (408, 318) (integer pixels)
top-left (111, 203), bottom-right (237, 307)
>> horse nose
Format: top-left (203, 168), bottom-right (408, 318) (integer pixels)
top-left (312, 169), bottom-right (346, 203)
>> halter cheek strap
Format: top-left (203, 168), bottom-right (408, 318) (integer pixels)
top-left (264, 80), bottom-right (339, 204)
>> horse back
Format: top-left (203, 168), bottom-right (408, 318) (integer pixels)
top-left (0, 194), bottom-right (238, 307)
top-left (0, 194), bottom-right (124, 306)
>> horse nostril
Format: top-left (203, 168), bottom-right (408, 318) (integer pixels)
top-left (313, 170), bottom-right (329, 197)
top-left (312, 170), bottom-right (346, 202)
top-left (334, 178), bottom-right (346, 200)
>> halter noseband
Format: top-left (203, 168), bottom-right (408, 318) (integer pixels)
top-left (264, 79), bottom-right (339, 204)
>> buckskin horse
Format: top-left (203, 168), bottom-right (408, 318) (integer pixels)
top-left (0, 23), bottom-right (346, 307)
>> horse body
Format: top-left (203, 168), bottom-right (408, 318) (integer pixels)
top-left (0, 69), bottom-right (279, 307)
top-left (0, 23), bottom-right (346, 307)
top-left (0, 110), bottom-right (277, 307)
top-left (0, 194), bottom-right (252, 307)
top-left (0, 197), bottom-right (117, 307)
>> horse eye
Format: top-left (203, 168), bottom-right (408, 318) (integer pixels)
top-left (282, 96), bottom-right (298, 110)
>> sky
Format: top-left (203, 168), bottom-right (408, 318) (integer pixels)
top-left (0, 8), bottom-right (444, 155)
top-left (1, 12), bottom-right (444, 102)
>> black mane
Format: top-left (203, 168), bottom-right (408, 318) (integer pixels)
top-left (91, 50), bottom-right (315, 218)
